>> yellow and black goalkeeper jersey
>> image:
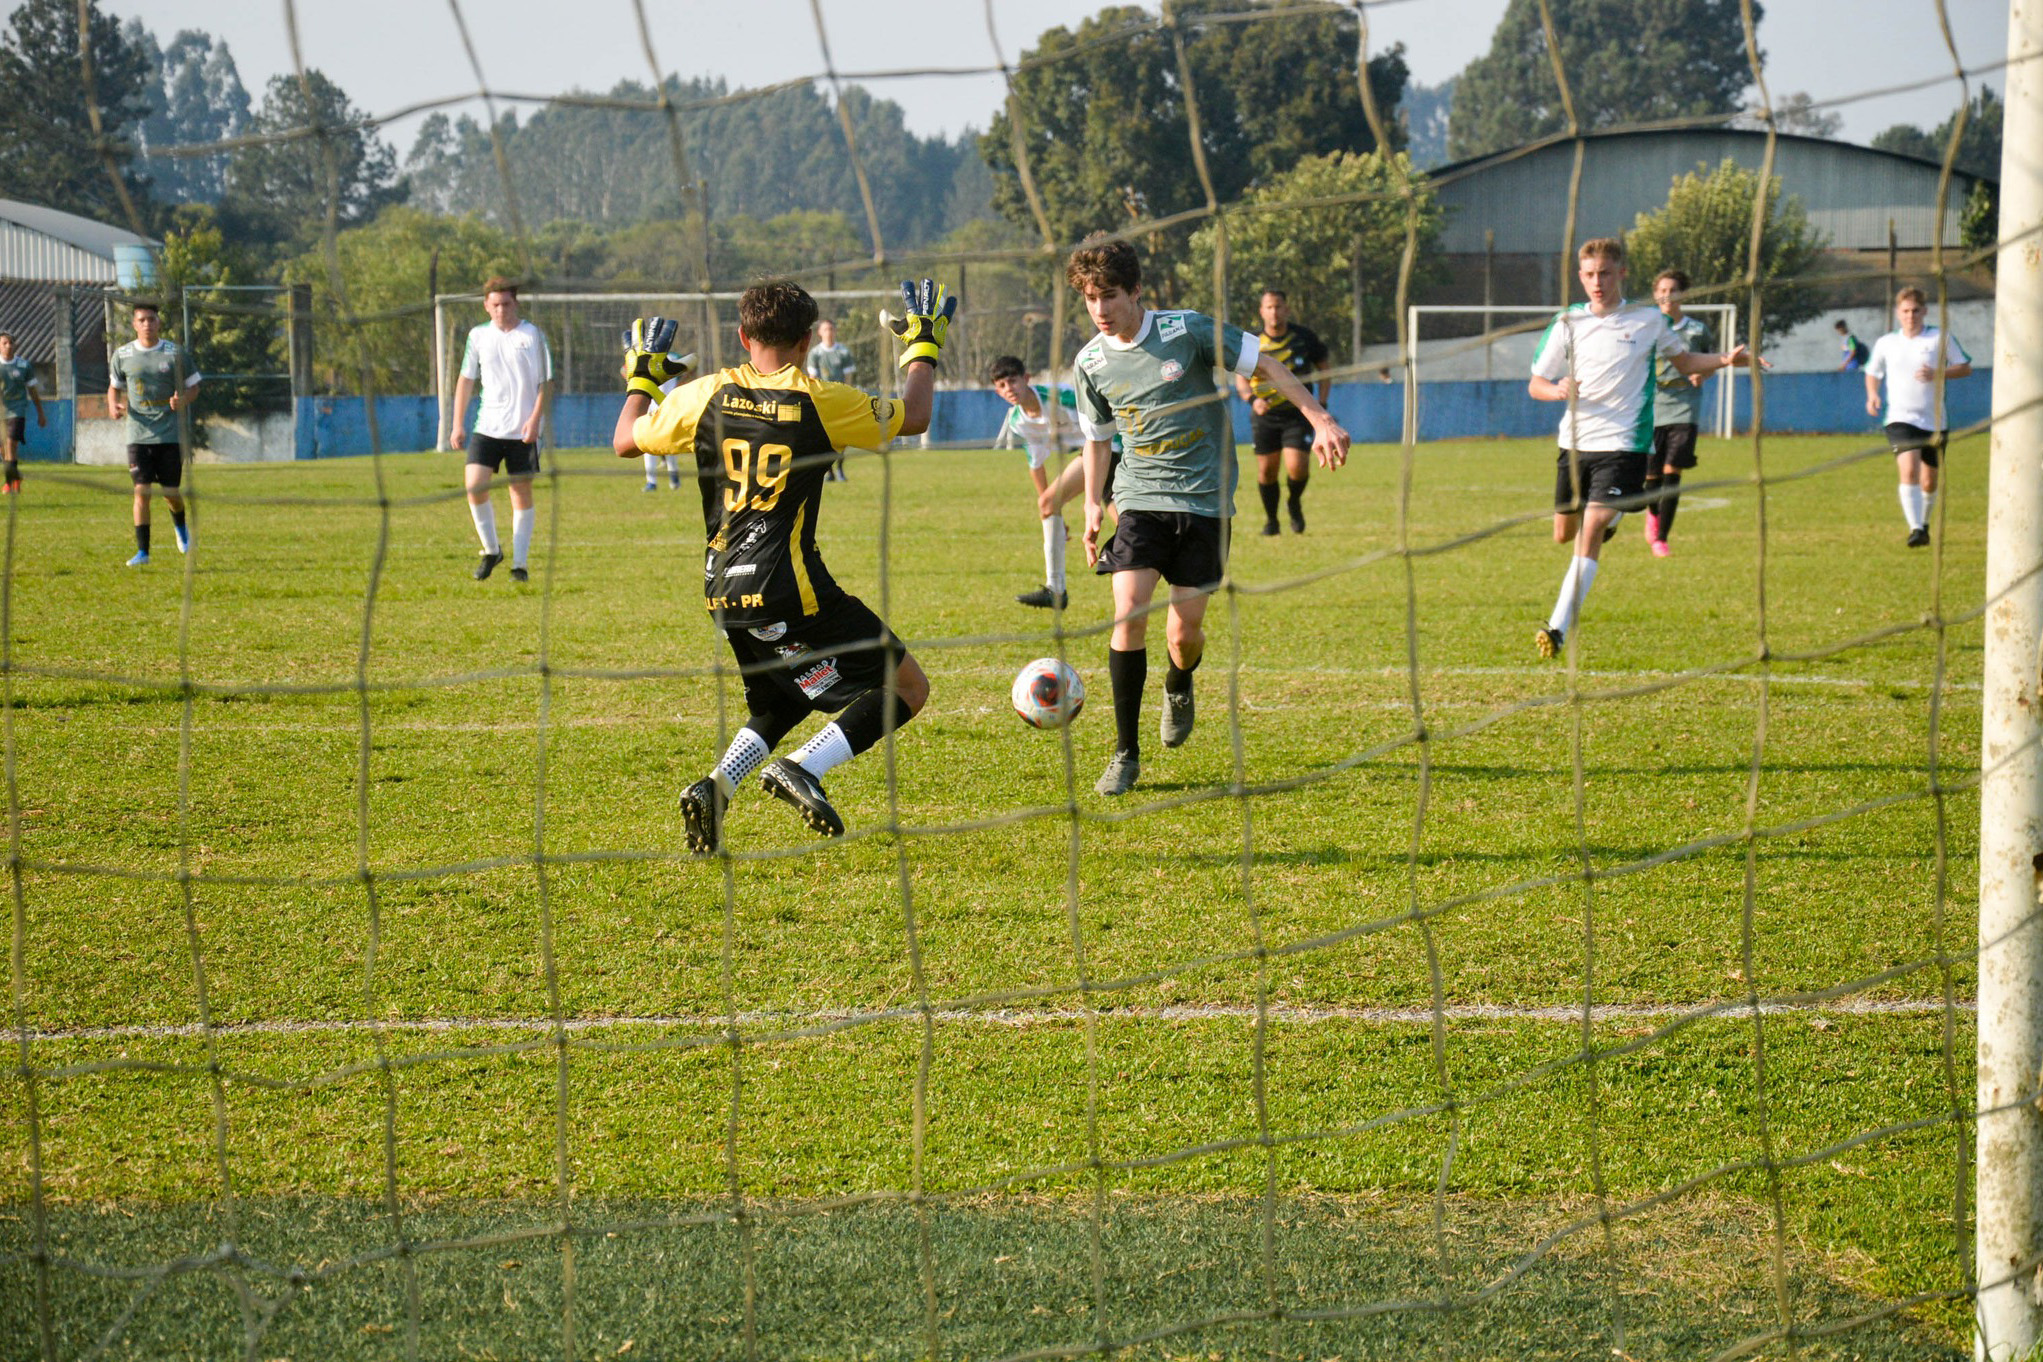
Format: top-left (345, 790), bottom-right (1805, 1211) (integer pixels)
top-left (1246, 322), bottom-right (1329, 407)
top-left (632, 362), bottom-right (905, 626)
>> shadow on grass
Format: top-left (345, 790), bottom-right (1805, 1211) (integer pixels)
top-left (1, 1193), bottom-right (1961, 1361)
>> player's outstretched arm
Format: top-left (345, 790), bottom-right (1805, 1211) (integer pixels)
top-left (897, 362), bottom-right (935, 437)
top-left (612, 393), bottom-right (652, 458)
top-left (1251, 354), bottom-right (1349, 469)
top-left (1669, 345), bottom-right (1769, 378)
top-left (880, 278), bottom-right (956, 439)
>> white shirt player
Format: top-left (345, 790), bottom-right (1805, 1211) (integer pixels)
top-left (1867, 326), bottom-right (1970, 432)
top-left (1530, 301), bottom-right (1690, 453)
top-left (1003, 384), bottom-right (1082, 471)
top-left (459, 319), bottom-right (552, 441)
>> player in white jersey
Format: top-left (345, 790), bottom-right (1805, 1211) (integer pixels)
top-left (449, 278), bottom-right (551, 582)
top-left (988, 354), bottom-right (1121, 609)
top-left (1865, 286), bottom-right (1972, 548)
top-left (1529, 239), bottom-right (1759, 658)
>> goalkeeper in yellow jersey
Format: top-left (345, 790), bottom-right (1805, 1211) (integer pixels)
top-left (612, 279), bottom-right (955, 853)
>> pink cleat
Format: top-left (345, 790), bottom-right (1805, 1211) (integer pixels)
top-left (1650, 538), bottom-right (1672, 558)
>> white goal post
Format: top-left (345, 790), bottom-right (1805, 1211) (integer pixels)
top-left (431, 289), bottom-right (896, 450)
top-left (1407, 303), bottom-right (1739, 439)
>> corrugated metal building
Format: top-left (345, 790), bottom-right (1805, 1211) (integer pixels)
top-left (1427, 129), bottom-right (1991, 307)
top-left (0, 199), bottom-right (157, 386)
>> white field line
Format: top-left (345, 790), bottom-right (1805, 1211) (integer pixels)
top-left (25, 997), bottom-right (1967, 1044)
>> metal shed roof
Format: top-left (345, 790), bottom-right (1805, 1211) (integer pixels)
top-left (1429, 128), bottom-right (1988, 256)
top-left (0, 198), bottom-right (157, 284)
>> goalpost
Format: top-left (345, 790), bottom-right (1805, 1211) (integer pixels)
top-left (431, 289), bottom-right (896, 450)
top-left (1408, 303), bottom-right (1740, 438)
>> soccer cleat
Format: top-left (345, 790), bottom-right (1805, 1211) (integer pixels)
top-left (1907, 527), bottom-right (1930, 548)
top-left (643, 479), bottom-right (658, 492)
top-left (1535, 625), bottom-right (1563, 659)
top-left (473, 551), bottom-right (504, 580)
top-left (174, 523), bottom-right (190, 554)
top-left (125, 549), bottom-right (149, 567)
top-left (668, 475), bottom-right (682, 490)
top-left (1650, 538), bottom-right (1671, 558)
top-left (759, 758), bottom-right (845, 838)
top-left (1260, 520), bottom-right (1280, 537)
top-left (1160, 686), bottom-right (1195, 748)
top-left (1016, 585), bottom-right (1068, 609)
top-left (1094, 749), bottom-right (1140, 797)
top-left (510, 566), bottom-right (529, 583)
top-left (679, 777), bottom-right (729, 855)
top-left (1289, 507), bottom-right (1306, 534)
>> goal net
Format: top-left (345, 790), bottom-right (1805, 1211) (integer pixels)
top-left (4, 1), bottom-right (2031, 1360)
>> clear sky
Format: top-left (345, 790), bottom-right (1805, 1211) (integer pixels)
top-left (103, 0), bottom-right (2008, 156)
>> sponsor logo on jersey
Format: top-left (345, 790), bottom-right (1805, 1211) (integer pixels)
top-left (773, 642), bottom-right (809, 659)
top-left (1157, 313), bottom-right (1188, 342)
top-left (720, 392), bottom-right (803, 423)
top-left (733, 521), bottom-right (771, 554)
top-left (1160, 359), bottom-right (1184, 381)
top-left (749, 621), bottom-right (788, 641)
top-left (723, 562), bottom-right (757, 577)
top-left (794, 658), bottom-right (841, 699)
top-left (1077, 345), bottom-right (1107, 374)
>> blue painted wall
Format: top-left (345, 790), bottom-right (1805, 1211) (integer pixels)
top-left (263, 372), bottom-right (1997, 460)
top-left (15, 398), bottom-right (72, 461)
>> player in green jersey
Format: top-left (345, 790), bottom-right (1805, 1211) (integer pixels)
top-left (1066, 235), bottom-right (1349, 797)
top-left (0, 331), bottom-right (46, 493)
top-left (108, 302), bottom-right (201, 567)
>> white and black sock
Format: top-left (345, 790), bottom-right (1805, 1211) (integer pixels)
top-left (469, 499), bottom-right (500, 555)
top-left (710, 728), bottom-right (772, 798)
top-left (789, 724), bottom-right (855, 780)
top-left (1548, 556), bottom-right (1599, 635)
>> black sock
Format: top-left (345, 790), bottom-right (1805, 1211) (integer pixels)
top-left (1286, 477), bottom-right (1307, 513)
top-left (1164, 653), bottom-right (1199, 695)
top-left (171, 509), bottom-right (187, 531)
top-left (135, 523), bottom-right (150, 553)
top-left (1641, 473), bottom-right (1661, 513)
top-left (1657, 474), bottom-right (1682, 537)
top-left (835, 686), bottom-right (916, 757)
top-left (1109, 647), bottom-right (1146, 757)
top-left (2, 460), bottom-right (17, 483)
top-left (1257, 481), bottom-right (1279, 522)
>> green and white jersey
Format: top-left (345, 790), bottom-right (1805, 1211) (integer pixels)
top-left (806, 342), bottom-right (855, 384)
top-left (0, 356), bottom-right (37, 417)
top-left (1530, 301), bottom-right (1688, 453)
top-left (1653, 313), bottom-right (1712, 428)
top-left (1071, 310), bottom-right (1258, 517)
top-left (1002, 384), bottom-right (1079, 469)
top-left (109, 339), bottom-right (200, 445)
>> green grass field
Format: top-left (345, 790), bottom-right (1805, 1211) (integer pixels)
top-left (0, 431), bottom-right (1984, 1360)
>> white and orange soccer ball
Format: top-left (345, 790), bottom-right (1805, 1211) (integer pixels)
top-left (1010, 657), bottom-right (1085, 729)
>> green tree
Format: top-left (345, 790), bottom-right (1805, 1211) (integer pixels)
top-left (282, 207), bottom-right (519, 394)
top-left (0, 0), bottom-right (153, 223)
top-left (1624, 157), bottom-right (1825, 343)
top-left (132, 24), bottom-right (250, 205)
top-left (156, 206), bottom-right (284, 420)
top-left (1871, 84), bottom-right (2002, 178)
top-left (979, 2), bottom-right (1409, 294)
top-left (225, 70), bottom-right (404, 249)
top-left (1178, 151), bottom-right (1444, 357)
top-left (1447, 0), bottom-right (1757, 161)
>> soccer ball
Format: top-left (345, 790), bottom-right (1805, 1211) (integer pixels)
top-left (1011, 657), bottom-right (1085, 729)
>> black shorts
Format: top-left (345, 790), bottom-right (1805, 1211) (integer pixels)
top-left (4, 416), bottom-right (22, 447)
top-left (723, 594), bottom-right (902, 719)
top-left (1651, 423), bottom-right (1698, 471)
top-left (127, 442), bottom-right (184, 488)
top-left (1553, 449), bottom-right (1647, 513)
top-left (466, 432), bottom-right (539, 477)
top-left (1886, 423), bottom-right (1942, 466)
top-left (1251, 405), bottom-right (1314, 456)
top-left (1094, 509), bottom-right (1227, 589)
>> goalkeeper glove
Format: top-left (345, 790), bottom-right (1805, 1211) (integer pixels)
top-left (880, 278), bottom-right (958, 370)
top-left (621, 317), bottom-right (694, 400)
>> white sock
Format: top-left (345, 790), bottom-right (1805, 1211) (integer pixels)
top-left (665, 456), bottom-right (680, 479)
top-left (469, 499), bottom-right (500, 555)
top-left (511, 506), bottom-right (536, 569)
top-left (789, 723), bottom-right (855, 779)
top-left (710, 727), bottom-right (771, 798)
top-left (643, 453), bottom-right (659, 480)
top-left (1899, 484), bottom-right (1925, 530)
top-left (1042, 516), bottom-right (1067, 592)
top-left (1922, 490), bottom-right (1936, 529)
top-left (1548, 555), bottom-right (1599, 635)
